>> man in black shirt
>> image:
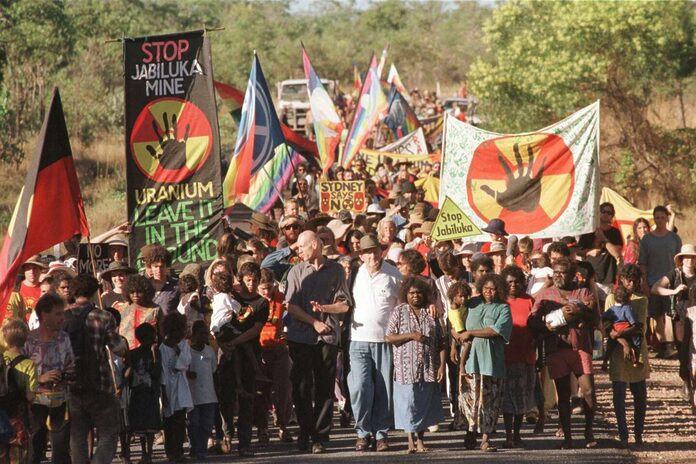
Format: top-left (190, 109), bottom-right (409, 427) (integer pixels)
top-left (579, 202), bottom-right (623, 307)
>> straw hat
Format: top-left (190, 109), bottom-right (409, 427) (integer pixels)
top-left (414, 221), bottom-right (434, 236)
top-left (327, 219), bottom-right (351, 243)
top-left (674, 244), bottom-right (696, 266)
top-left (21, 255), bottom-right (47, 270)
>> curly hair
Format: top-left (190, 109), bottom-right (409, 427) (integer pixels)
top-left (34, 293), bottom-right (65, 321)
top-left (123, 274), bottom-right (155, 305)
top-left (398, 276), bottom-right (433, 307)
top-left (238, 261), bottom-right (261, 280)
top-left (501, 265), bottom-right (527, 285)
top-left (447, 280), bottom-right (472, 303)
top-left (400, 249), bottom-right (426, 275)
top-left (70, 274), bottom-right (100, 299)
top-left (141, 244), bottom-right (171, 267)
top-left (211, 270), bottom-right (233, 294)
top-left (475, 273), bottom-right (508, 303)
top-left (614, 285), bottom-right (631, 304)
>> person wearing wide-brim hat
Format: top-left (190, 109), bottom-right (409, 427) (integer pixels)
top-left (348, 233), bottom-right (402, 452)
top-left (101, 260), bottom-right (137, 308)
top-left (246, 212), bottom-right (277, 248)
top-left (15, 255), bottom-right (48, 313)
top-left (106, 234), bottom-right (129, 262)
top-left (480, 218), bottom-right (508, 253)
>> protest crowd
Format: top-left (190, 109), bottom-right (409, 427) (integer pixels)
top-left (0, 26), bottom-right (694, 464)
top-left (0, 150), bottom-right (694, 462)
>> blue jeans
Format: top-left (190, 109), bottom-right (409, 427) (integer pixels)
top-left (611, 380), bottom-right (646, 441)
top-left (188, 403), bottom-right (217, 458)
top-left (347, 341), bottom-right (393, 440)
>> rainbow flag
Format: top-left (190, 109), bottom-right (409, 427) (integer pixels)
top-left (387, 63), bottom-right (407, 96)
top-left (224, 55), bottom-right (288, 201)
top-left (341, 55), bottom-right (388, 168)
top-left (302, 47), bottom-right (344, 176)
top-left (236, 145), bottom-right (304, 213)
top-left (214, 80), bottom-right (319, 159)
top-left (385, 84), bottom-right (421, 138)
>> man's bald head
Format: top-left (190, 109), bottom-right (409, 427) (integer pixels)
top-left (297, 231), bottom-right (323, 261)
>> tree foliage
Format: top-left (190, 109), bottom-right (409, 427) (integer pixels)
top-left (469, 0), bottom-right (696, 203)
top-left (0, 0), bottom-right (490, 163)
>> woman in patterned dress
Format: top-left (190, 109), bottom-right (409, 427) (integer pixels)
top-left (118, 275), bottom-right (161, 349)
top-left (459, 273), bottom-right (513, 452)
top-left (386, 276), bottom-right (446, 454)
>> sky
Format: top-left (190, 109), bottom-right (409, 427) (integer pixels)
top-left (289, 0), bottom-right (497, 14)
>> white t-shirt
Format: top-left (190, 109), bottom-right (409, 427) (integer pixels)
top-left (350, 262), bottom-right (402, 343)
top-left (159, 340), bottom-right (193, 417)
top-left (188, 345), bottom-right (218, 406)
top-left (210, 292), bottom-right (241, 335)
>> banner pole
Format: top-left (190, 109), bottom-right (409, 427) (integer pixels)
top-left (86, 235), bottom-right (104, 310)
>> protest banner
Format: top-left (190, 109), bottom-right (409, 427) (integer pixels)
top-left (319, 181), bottom-right (367, 213)
top-left (124, 30), bottom-right (223, 270)
top-left (77, 243), bottom-right (111, 275)
top-left (431, 196), bottom-right (482, 242)
top-left (360, 127), bottom-right (434, 173)
top-left (440, 101), bottom-right (600, 240)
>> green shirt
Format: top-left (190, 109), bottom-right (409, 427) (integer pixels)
top-left (606, 294), bottom-right (650, 383)
top-left (464, 299), bottom-right (513, 378)
top-left (3, 350), bottom-right (38, 396)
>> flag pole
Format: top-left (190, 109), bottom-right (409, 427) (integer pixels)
top-left (86, 234), bottom-right (104, 310)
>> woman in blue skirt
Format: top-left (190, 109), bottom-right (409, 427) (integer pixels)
top-left (386, 276), bottom-right (446, 453)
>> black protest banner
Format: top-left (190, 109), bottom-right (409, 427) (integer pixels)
top-left (124, 30), bottom-right (223, 270)
top-left (77, 243), bottom-right (111, 275)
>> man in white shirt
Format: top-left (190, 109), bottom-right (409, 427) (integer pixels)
top-left (348, 234), bottom-right (402, 452)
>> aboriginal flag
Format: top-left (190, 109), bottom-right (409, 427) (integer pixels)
top-left (0, 88), bottom-right (89, 319)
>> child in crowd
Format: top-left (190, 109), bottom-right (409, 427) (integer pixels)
top-left (254, 269), bottom-right (294, 443)
top-left (527, 252), bottom-right (553, 296)
top-left (447, 281), bottom-right (473, 373)
top-left (0, 319), bottom-right (36, 463)
top-left (177, 273), bottom-right (203, 336)
top-left (602, 285), bottom-right (642, 370)
top-left (187, 320), bottom-right (218, 460)
top-left (209, 270), bottom-right (260, 398)
top-left (160, 312), bottom-right (193, 463)
top-left (129, 323), bottom-right (161, 464)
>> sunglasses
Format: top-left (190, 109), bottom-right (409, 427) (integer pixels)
top-left (284, 224), bottom-right (300, 230)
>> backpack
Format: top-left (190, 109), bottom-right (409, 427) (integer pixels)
top-left (0, 354), bottom-right (29, 417)
top-left (63, 305), bottom-right (101, 392)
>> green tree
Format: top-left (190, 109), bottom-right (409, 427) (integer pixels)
top-left (469, 0), bottom-right (696, 202)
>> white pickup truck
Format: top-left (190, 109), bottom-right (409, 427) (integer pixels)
top-left (277, 78), bottom-right (337, 132)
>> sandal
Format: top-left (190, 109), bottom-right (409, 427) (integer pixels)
top-left (480, 441), bottom-right (497, 452)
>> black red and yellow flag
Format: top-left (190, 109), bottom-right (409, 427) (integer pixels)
top-left (0, 88), bottom-right (89, 319)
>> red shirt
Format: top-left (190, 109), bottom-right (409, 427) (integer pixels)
top-left (259, 291), bottom-right (286, 348)
top-left (19, 283), bottom-right (42, 318)
top-left (504, 295), bottom-right (536, 365)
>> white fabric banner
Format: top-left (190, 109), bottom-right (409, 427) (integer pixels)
top-left (440, 101), bottom-right (600, 240)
